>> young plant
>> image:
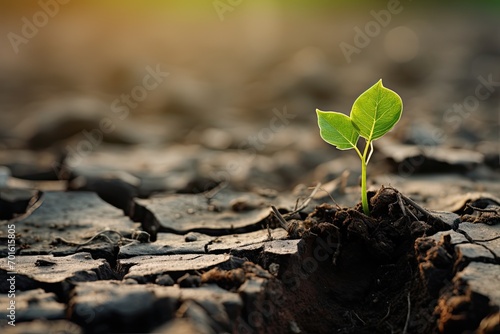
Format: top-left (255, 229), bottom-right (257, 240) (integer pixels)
top-left (316, 79), bottom-right (403, 216)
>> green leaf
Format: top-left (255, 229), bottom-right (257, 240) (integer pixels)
top-left (316, 109), bottom-right (359, 150)
top-left (351, 79), bottom-right (403, 141)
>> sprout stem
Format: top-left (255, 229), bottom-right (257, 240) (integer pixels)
top-left (360, 139), bottom-right (371, 215)
top-left (361, 156), bottom-right (369, 215)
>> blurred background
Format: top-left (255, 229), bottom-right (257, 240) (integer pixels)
top-left (0, 0), bottom-right (499, 194)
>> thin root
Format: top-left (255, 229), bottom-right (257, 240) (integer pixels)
top-left (466, 203), bottom-right (499, 214)
top-left (314, 186), bottom-right (342, 210)
top-left (352, 311), bottom-right (366, 326)
top-left (402, 292), bottom-right (411, 334)
top-left (284, 182), bottom-right (322, 218)
top-left (54, 230), bottom-right (129, 250)
top-left (378, 304), bottom-right (391, 324)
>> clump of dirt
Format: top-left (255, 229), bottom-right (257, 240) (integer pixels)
top-left (415, 234), bottom-right (455, 297)
top-left (277, 186), bottom-right (449, 333)
top-left (201, 267), bottom-right (246, 291)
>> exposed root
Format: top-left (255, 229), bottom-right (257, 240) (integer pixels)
top-left (402, 291), bottom-right (411, 334)
top-left (52, 230), bottom-right (134, 250)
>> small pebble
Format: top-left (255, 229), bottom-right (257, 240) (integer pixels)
top-left (0, 166), bottom-right (10, 187)
top-left (132, 230), bottom-right (151, 243)
top-left (184, 232), bottom-right (198, 242)
top-left (230, 198), bottom-right (251, 212)
top-left (207, 204), bottom-right (220, 212)
top-left (177, 273), bottom-right (201, 287)
top-left (290, 321), bottom-right (301, 333)
top-left (126, 275), bottom-right (147, 284)
top-left (35, 259), bottom-right (56, 267)
top-left (269, 263), bottom-right (280, 276)
top-left (155, 274), bottom-right (175, 286)
top-left (123, 278), bottom-right (139, 285)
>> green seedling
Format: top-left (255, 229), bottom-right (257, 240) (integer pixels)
top-left (316, 79), bottom-right (403, 216)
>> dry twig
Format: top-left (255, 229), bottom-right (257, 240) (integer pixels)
top-left (466, 203), bottom-right (499, 214)
top-left (271, 205), bottom-right (289, 230)
top-left (283, 182), bottom-right (322, 218)
top-left (54, 230), bottom-right (129, 249)
top-left (387, 186), bottom-right (434, 220)
top-left (395, 191), bottom-right (419, 222)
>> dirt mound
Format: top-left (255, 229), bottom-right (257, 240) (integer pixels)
top-left (274, 187), bottom-right (451, 333)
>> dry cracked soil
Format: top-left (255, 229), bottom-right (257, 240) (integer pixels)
top-left (1, 147), bottom-right (499, 334)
